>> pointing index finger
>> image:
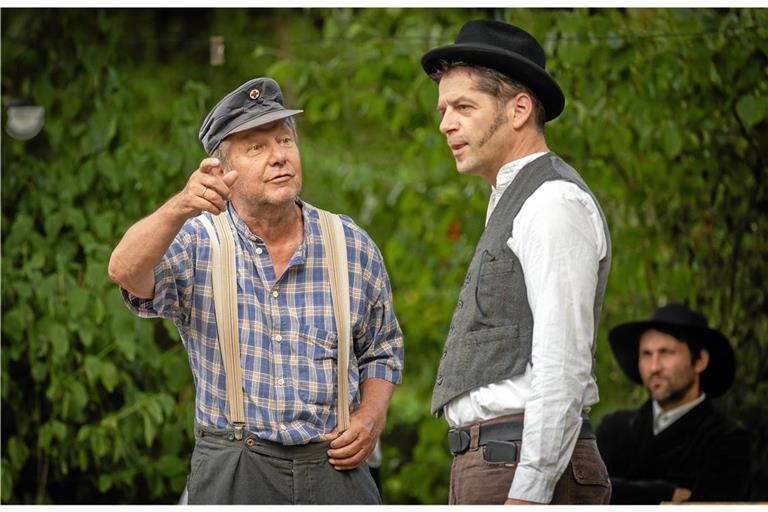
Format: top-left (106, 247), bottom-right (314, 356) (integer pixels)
top-left (199, 157), bottom-right (222, 174)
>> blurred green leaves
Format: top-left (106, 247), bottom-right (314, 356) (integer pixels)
top-left (2, 6), bottom-right (767, 505)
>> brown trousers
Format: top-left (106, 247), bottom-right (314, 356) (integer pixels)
top-left (449, 416), bottom-right (612, 505)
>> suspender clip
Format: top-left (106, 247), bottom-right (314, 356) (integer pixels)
top-left (233, 423), bottom-right (245, 441)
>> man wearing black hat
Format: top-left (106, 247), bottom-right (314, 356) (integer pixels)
top-left (108, 77), bottom-right (403, 504)
top-left (597, 303), bottom-right (750, 504)
top-left (422, 20), bottom-right (612, 504)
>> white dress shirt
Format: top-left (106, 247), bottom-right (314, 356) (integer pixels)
top-left (444, 152), bottom-right (608, 503)
top-left (652, 393), bottom-right (706, 435)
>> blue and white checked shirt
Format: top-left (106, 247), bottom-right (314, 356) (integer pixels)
top-left (122, 200), bottom-right (404, 445)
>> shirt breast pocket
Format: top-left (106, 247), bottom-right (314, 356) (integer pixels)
top-left (297, 325), bottom-right (338, 406)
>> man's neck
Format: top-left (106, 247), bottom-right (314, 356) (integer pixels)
top-left (488, 133), bottom-right (549, 187)
top-left (237, 200), bottom-right (303, 245)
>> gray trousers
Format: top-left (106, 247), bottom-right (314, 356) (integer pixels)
top-left (187, 424), bottom-right (381, 504)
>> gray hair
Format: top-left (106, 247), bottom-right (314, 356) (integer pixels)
top-left (211, 117), bottom-right (299, 171)
top-left (430, 60), bottom-right (545, 133)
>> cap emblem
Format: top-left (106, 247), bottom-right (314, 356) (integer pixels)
top-left (249, 89), bottom-right (260, 100)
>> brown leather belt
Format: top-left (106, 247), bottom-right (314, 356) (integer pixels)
top-left (448, 419), bottom-right (595, 455)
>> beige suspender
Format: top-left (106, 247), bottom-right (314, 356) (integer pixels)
top-left (199, 212), bottom-right (246, 438)
top-left (317, 209), bottom-right (351, 432)
top-left (199, 208), bottom-right (351, 436)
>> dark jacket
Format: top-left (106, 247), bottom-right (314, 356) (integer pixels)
top-left (596, 398), bottom-right (750, 504)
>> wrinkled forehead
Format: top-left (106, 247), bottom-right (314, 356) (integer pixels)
top-left (226, 120), bottom-right (294, 143)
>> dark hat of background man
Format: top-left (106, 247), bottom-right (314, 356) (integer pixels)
top-left (421, 19), bottom-right (565, 122)
top-left (608, 303), bottom-right (736, 398)
top-left (199, 77), bottom-right (303, 155)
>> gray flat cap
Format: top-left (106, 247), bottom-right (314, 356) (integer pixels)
top-left (199, 77), bottom-right (303, 154)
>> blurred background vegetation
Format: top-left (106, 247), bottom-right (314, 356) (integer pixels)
top-left (1, 7), bottom-right (766, 504)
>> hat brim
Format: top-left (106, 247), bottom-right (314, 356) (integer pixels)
top-left (608, 320), bottom-right (736, 397)
top-left (227, 108), bottom-right (304, 139)
top-left (421, 43), bottom-right (565, 122)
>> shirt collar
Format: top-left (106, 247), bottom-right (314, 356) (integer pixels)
top-left (486, 152), bottom-right (548, 226)
top-left (652, 392), bottom-right (707, 436)
top-left (227, 199), bottom-right (311, 266)
top-left (493, 151), bottom-right (549, 195)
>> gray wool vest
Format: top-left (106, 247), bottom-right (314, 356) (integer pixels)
top-left (431, 153), bottom-right (612, 416)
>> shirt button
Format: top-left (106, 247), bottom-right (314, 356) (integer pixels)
top-left (272, 290), bottom-right (279, 298)
top-left (273, 334), bottom-right (283, 342)
top-left (279, 424), bottom-right (287, 432)
top-left (255, 247), bottom-right (263, 255)
top-left (277, 378), bottom-right (285, 386)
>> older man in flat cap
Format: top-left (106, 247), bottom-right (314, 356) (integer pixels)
top-left (422, 20), bottom-right (611, 504)
top-left (108, 77), bottom-right (403, 504)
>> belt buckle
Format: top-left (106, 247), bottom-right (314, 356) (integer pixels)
top-left (448, 429), bottom-right (471, 455)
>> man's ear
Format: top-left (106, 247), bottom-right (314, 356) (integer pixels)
top-left (510, 92), bottom-right (533, 130)
top-left (694, 347), bottom-right (710, 374)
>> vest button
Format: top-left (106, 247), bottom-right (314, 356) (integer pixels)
top-left (442, 349), bottom-right (447, 359)
top-left (437, 376), bottom-right (443, 385)
top-left (457, 299), bottom-right (463, 309)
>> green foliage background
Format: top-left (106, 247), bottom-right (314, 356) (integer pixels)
top-left (2, 8), bottom-right (766, 504)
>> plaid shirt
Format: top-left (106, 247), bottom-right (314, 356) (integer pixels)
top-left (122, 200), bottom-right (404, 445)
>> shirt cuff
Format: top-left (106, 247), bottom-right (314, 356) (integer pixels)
top-left (120, 287), bottom-right (160, 319)
top-left (359, 360), bottom-right (402, 385)
top-left (508, 465), bottom-right (558, 504)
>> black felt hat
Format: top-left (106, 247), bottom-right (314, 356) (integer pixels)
top-left (199, 77), bottom-right (303, 155)
top-left (608, 303), bottom-right (736, 397)
top-left (421, 19), bottom-right (564, 122)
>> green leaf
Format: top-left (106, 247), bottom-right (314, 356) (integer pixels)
top-left (48, 323), bottom-right (70, 361)
top-left (111, 311), bottom-right (137, 361)
top-left (736, 94), bottom-right (768, 129)
top-left (31, 361), bottom-right (48, 382)
top-left (115, 330), bottom-right (136, 361)
top-left (661, 125), bottom-right (683, 158)
top-left (2, 306), bottom-right (30, 344)
top-left (146, 398), bottom-right (164, 423)
top-left (1, 460), bottom-right (13, 502)
top-left (100, 361), bottom-right (119, 392)
top-left (26, 252), bottom-right (46, 272)
top-left (7, 437), bottom-right (30, 470)
top-left (51, 421), bottom-right (67, 441)
top-left (154, 455), bottom-right (186, 477)
top-left (142, 411), bottom-right (156, 447)
top-left (69, 286), bottom-right (90, 318)
top-left (156, 393), bottom-right (176, 416)
top-left (98, 473), bottom-right (113, 493)
top-left (84, 355), bottom-right (102, 386)
top-left (64, 380), bottom-right (88, 420)
top-left (162, 354), bottom-right (190, 392)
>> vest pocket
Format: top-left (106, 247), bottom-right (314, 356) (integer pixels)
top-left (475, 254), bottom-right (517, 317)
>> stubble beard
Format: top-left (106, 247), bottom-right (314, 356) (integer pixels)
top-left (652, 373), bottom-right (696, 408)
top-left (458, 106), bottom-right (508, 176)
